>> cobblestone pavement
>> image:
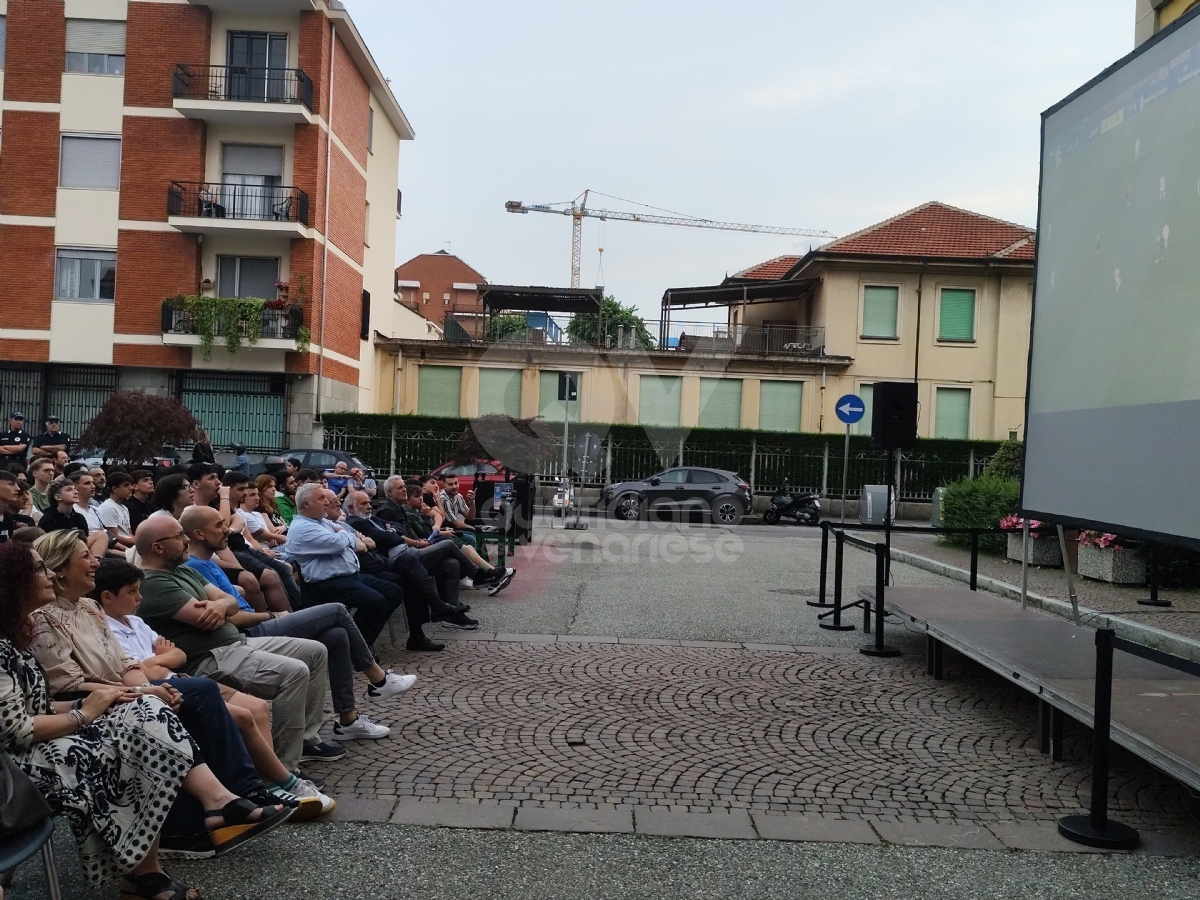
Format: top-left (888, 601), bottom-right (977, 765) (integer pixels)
top-left (309, 638), bottom-right (1193, 830)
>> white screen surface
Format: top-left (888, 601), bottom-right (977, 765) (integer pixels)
top-left (1025, 12), bottom-right (1200, 543)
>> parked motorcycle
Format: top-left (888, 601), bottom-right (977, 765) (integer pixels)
top-left (763, 487), bottom-right (821, 526)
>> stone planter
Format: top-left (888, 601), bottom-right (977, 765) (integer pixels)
top-left (1006, 533), bottom-right (1062, 567)
top-left (1077, 544), bottom-right (1146, 584)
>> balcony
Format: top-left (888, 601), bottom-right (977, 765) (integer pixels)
top-left (161, 300), bottom-right (303, 353)
top-left (172, 64), bottom-right (316, 125)
top-left (167, 181), bottom-right (310, 238)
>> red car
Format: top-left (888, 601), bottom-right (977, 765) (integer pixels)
top-left (429, 459), bottom-right (508, 496)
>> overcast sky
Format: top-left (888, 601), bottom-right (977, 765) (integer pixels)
top-left (351, 0), bottom-right (1133, 320)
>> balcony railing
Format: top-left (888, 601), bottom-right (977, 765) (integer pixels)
top-left (168, 182), bottom-right (310, 226)
top-left (442, 313), bottom-right (826, 357)
top-left (172, 64), bottom-right (314, 111)
top-left (162, 301), bottom-right (302, 341)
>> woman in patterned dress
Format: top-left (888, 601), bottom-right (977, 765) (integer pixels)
top-left (0, 541), bottom-right (289, 900)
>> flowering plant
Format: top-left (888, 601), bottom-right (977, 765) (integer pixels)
top-left (1000, 515), bottom-right (1043, 538)
top-left (1078, 530), bottom-right (1123, 551)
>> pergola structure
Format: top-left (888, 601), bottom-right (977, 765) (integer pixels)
top-left (459, 285), bottom-right (604, 346)
top-left (658, 278), bottom-right (817, 348)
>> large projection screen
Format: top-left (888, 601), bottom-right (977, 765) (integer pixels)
top-left (1025, 8), bottom-right (1200, 546)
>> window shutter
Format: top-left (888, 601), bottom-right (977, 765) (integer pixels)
top-left (698, 378), bottom-right (742, 429)
top-left (638, 375), bottom-right (682, 427)
top-left (938, 289), bottom-right (976, 341)
top-left (60, 136), bottom-right (121, 189)
top-left (862, 285), bottom-right (899, 338)
top-left (539, 371), bottom-right (581, 422)
top-left (417, 366), bottom-right (462, 417)
top-left (222, 144), bottom-right (284, 177)
top-left (479, 368), bottom-right (521, 417)
top-left (854, 384), bottom-right (874, 436)
top-left (236, 257), bottom-right (278, 299)
top-left (935, 387), bottom-right (971, 439)
top-left (758, 380), bottom-right (802, 432)
top-left (0, 17), bottom-right (7, 69)
top-left (65, 19), bottom-right (126, 54)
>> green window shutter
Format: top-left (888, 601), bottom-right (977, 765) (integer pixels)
top-left (854, 383), bottom-right (874, 435)
top-left (758, 380), bottom-right (802, 432)
top-left (539, 371), bottom-right (581, 422)
top-left (417, 365), bottom-right (462, 417)
top-left (698, 378), bottom-right (742, 429)
top-left (939, 289), bottom-right (976, 341)
top-left (638, 374), bottom-right (682, 426)
top-left (478, 368), bottom-right (522, 417)
top-left (935, 387), bottom-right (971, 439)
top-left (862, 286), bottom-right (898, 338)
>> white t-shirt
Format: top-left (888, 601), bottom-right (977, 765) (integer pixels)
top-left (105, 614), bottom-right (173, 677)
top-left (242, 509), bottom-right (270, 536)
top-left (97, 498), bottom-right (132, 537)
top-left (75, 502), bottom-right (104, 533)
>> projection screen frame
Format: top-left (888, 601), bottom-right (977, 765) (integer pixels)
top-left (1020, 2), bottom-right (1200, 552)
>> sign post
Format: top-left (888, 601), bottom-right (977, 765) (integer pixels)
top-left (834, 394), bottom-right (865, 524)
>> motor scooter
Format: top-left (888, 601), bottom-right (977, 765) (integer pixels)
top-left (762, 487), bottom-right (820, 526)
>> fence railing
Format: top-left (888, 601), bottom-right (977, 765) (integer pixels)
top-left (161, 301), bottom-right (302, 340)
top-left (322, 423), bottom-right (992, 501)
top-left (167, 181), bottom-right (310, 226)
top-left (172, 64), bottom-right (314, 110)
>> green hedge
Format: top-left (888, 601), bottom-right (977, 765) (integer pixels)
top-left (939, 475), bottom-right (1020, 554)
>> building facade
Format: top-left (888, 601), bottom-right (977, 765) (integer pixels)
top-left (374, 203), bottom-right (1035, 442)
top-left (395, 250), bottom-right (486, 338)
top-left (1136, 0), bottom-right (1198, 45)
top-left (0, 0), bottom-right (413, 450)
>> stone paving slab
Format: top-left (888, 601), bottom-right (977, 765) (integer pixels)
top-left (325, 797), bottom-right (397, 823)
top-left (986, 821), bottom-right (1111, 853)
top-left (752, 813), bottom-right (880, 844)
top-left (390, 799), bottom-right (515, 829)
top-left (872, 820), bottom-right (1005, 851)
top-left (514, 806), bottom-right (634, 834)
top-left (635, 808), bottom-right (758, 840)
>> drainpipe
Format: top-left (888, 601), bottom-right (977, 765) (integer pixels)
top-left (315, 23), bottom-right (336, 421)
top-left (819, 366), bottom-right (826, 432)
top-left (912, 260), bottom-right (927, 436)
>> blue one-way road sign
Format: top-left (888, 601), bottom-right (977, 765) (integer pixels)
top-left (835, 394), bottom-right (866, 425)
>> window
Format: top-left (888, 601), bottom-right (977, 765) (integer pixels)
top-left (759, 380), bottom-right (802, 433)
top-left (60, 136), bottom-right (121, 189)
top-left (417, 366), bottom-right (462, 417)
top-left (443, 293), bottom-right (450, 306)
top-left (226, 31), bottom-right (288, 102)
top-left (65, 19), bottom-right (125, 75)
top-left (221, 144), bottom-right (284, 219)
top-left (56, 250), bottom-right (116, 301)
top-left (935, 387), bottom-right (971, 439)
top-left (854, 383), bottom-right (874, 436)
top-left (305, 451), bottom-right (338, 469)
top-left (217, 257), bottom-right (279, 299)
top-left (938, 288), bottom-right (976, 342)
top-left (688, 470), bottom-right (725, 484)
top-left (638, 374), bottom-right (682, 427)
top-left (539, 371), bottom-right (582, 422)
top-left (861, 285), bottom-right (899, 339)
top-left (364, 201), bottom-right (371, 247)
top-left (698, 378), bottom-right (742, 429)
top-left (422, 292), bottom-right (429, 304)
top-left (0, 17), bottom-right (7, 69)
top-left (367, 108), bottom-right (375, 152)
top-left (654, 469), bottom-right (687, 484)
top-left (478, 368), bottom-right (522, 417)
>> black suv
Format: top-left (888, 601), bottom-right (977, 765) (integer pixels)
top-left (603, 467), bottom-right (752, 526)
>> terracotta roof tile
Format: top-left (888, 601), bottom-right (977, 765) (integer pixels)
top-left (731, 255), bottom-right (802, 281)
top-left (821, 202), bottom-right (1035, 261)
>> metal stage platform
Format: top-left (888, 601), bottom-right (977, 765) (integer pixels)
top-left (859, 586), bottom-right (1200, 794)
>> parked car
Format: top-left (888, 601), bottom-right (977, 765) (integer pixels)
top-left (429, 459), bottom-right (508, 496)
top-left (213, 448), bottom-right (374, 478)
top-left (602, 467), bottom-right (752, 526)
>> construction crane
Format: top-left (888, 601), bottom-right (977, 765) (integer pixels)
top-left (505, 189), bottom-right (836, 288)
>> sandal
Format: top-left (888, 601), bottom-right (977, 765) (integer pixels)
top-left (203, 797), bottom-right (292, 856)
top-left (119, 871), bottom-right (200, 900)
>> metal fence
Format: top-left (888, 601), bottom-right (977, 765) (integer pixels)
top-left (322, 422), bottom-right (992, 501)
top-left (171, 64), bottom-right (314, 110)
top-left (167, 181), bottom-right (310, 225)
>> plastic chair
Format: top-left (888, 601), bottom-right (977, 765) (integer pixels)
top-left (0, 818), bottom-right (62, 900)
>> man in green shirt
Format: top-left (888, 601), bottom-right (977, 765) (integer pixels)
top-left (136, 515), bottom-right (336, 770)
top-left (27, 458), bottom-right (54, 513)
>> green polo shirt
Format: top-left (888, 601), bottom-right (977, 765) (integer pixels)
top-left (137, 566), bottom-right (244, 674)
top-left (276, 494), bottom-right (296, 526)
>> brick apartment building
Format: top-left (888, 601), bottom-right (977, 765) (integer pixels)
top-left (395, 250), bottom-right (486, 338)
top-left (0, 0), bottom-right (414, 450)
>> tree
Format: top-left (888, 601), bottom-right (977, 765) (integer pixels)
top-left (452, 415), bottom-right (560, 475)
top-left (567, 295), bottom-right (655, 349)
top-left (983, 438), bottom-right (1024, 481)
top-left (484, 313), bottom-right (529, 342)
top-left (79, 391), bottom-right (198, 464)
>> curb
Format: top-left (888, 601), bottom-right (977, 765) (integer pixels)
top-left (421, 631), bottom-right (860, 654)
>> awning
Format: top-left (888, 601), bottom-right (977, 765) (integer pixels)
top-left (660, 278), bottom-right (818, 309)
top-left (480, 285), bottom-right (604, 315)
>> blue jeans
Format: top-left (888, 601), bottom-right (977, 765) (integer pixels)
top-left (301, 573), bottom-right (403, 647)
top-left (160, 676), bottom-right (262, 842)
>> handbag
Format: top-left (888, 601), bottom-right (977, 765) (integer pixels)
top-left (0, 751), bottom-right (52, 839)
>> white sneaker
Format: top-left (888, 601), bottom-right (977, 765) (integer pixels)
top-left (332, 714), bottom-right (390, 741)
top-left (366, 670), bottom-right (417, 701)
top-left (291, 778), bottom-right (336, 816)
top-left (460, 576), bottom-right (480, 590)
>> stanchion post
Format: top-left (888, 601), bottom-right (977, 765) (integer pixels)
top-left (809, 521), bottom-right (830, 608)
top-left (970, 530), bottom-right (979, 592)
top-left (861, 542), bottom-right (900, 657)
top-left (1138, 543), bottom-right (1169, 607)
top-left (819, 529), bottom-right (855, 631)
top-left (1057, 629), bottom-right (1139, 849)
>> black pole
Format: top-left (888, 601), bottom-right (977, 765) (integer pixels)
top-left (810, 521), bottom-right (830, 608)
top-left (1057, 629), bottom-right (1139, 849)
top-left (861, 542), bottom-right (900, 657)
top-left (885, 448), bottom-right (894, 581)
top-left (819, 529), bottom-right (855, 631)
top-left (970, 530), bottom-right (979, 592)
top-left (1138, 544), bottom-right (1170, 607)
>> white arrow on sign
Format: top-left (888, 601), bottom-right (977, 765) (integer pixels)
top-left (839, 401), bottom-right (860, 417)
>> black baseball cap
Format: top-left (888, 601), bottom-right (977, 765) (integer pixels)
top-left (10, 412), bottom-right (23, 420)
top-left (45, 416), bottom-right (60, 423)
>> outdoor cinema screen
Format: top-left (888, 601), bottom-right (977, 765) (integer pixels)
top-left (1024, 9), bottom-right (1200, 545)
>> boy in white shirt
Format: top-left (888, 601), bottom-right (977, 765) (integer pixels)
top-left (97, 472), bottom-right (136, 549)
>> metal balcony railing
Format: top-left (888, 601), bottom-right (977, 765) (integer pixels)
top-left (655, 322), bottom-right (826, 357)
top-left (162, 301), bottom-right (302, 341)
top-left (167, 182), bottom-right (310, 226)
top-left (172, 64), bottom-right (314, 111)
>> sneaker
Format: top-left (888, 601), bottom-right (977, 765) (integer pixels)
top-left (289, 778), bottom-right (336, 818)
top-left (437, 610), bottom-right (479, 630)
top-left (300, 740), bottom-right (347, 762)
top-left (460, 576), bottom-right (480, 591)
top-left (332, 714), bottom-right (391, 741)
top-left (366, 670), bottom-right (417, 700)
top-left (406, 636), bottom-right (446, 652)
top-left (487, 567), bottom-right (516, 596)
top-left (455, 603), bottom-right (472, 613)
top-left (295, 771), bottom-right (325, 791)
top-left (265, 781), bottom-right (326, 822)
top-left (159, 833), bottom-right (216, 860)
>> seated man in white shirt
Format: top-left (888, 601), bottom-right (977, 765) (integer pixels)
top-left (98, 471), bottom-right (136, 549)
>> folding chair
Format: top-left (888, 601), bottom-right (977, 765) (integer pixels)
top-left (0, 818), bottom-right (62, 900)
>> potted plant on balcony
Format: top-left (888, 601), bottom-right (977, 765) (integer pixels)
top-left (1077, 531), bottom-right (1146, 584)
top-left (166, 294), bottom-right (265, 360)
top-left (270, 276), bottom-right (311, 354)
top-left (1002, 515), bottom-right (1062, 567)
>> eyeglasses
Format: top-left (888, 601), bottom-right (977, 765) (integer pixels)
top-left (33, 561), bottom-right (50, 576)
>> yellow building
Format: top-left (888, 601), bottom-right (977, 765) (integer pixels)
top-left (373, 202), bottom-right (1035, 441)
top-left (1136, 0), bottom-right (1199, 44)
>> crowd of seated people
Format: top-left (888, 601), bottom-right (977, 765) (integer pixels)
top-left (0, 432), bottom-right (528, 895)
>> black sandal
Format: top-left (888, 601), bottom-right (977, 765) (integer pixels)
top-left (203, 797), bottom-right (292, 856)
top-left (119, 871), bottom-right (200, 900)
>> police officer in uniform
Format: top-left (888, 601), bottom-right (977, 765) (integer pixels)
top-left (0, 412), bottom-right (32, 467)
top-left (30, 415), bottom-right (71, 461)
